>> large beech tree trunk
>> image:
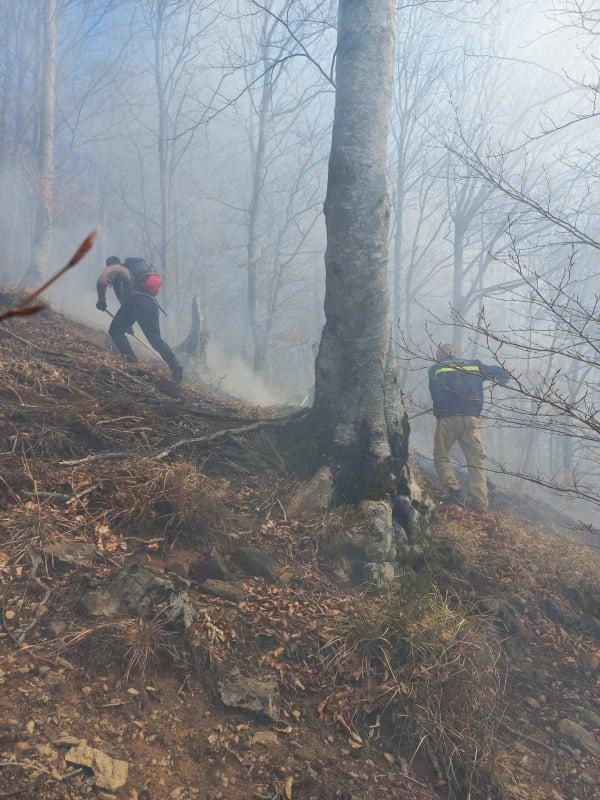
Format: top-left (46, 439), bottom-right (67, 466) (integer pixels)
top-left (312, 0), bottom-right (409, 503)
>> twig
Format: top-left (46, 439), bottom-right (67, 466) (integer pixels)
top-left (124, 536), bottom-right (165, 545)
top-left (22, 491), bottom-right (71, 503)
top-left (0, 229), bottom-right (98, 323)
top-left (15, 555), bottom-right (51, 645)
top-left (0, 760), bottom-right (54, 777)
top-left (58, 451), bottom-right (132, 467)
top-left (497, 720), bottom-right (556, 754)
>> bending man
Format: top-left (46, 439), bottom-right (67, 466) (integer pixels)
top-left (429, 343), bottom-right (509, 512)
top-left (96, 261), bottom-right (182, 385)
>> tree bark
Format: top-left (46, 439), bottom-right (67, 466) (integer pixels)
top-left (312, 0), bottom-right (409, 504)
top-left (393, 162), bottom-right (405, 335)
top-left (247, 42), bottom-right (272, 378)
top-left (23, 0), bottom-right (56, 285)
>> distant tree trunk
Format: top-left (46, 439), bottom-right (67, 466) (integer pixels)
top-left (452, 215), bottom-right (465, 353)
top-left (312, 0), bottom-right (409, 503)
top-left (247, 43), bottom-right (272, 378)
top-left (154, 3), bottom-right (172, 308)
top-left (23, 0), bottom-right (56, 285)
top-left (393, 164), bottom-right (405, 335)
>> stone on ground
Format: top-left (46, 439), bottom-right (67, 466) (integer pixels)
top-left (231, 546), bottom-right (282, 583)
top-left (288, 466), bottom-right (333, 517)
top-left (65, 740), bottom-right (129, 790)
top-left (199, 579), bottom-right (245, 602)
top-left (217, 672), bottom-right (279, 720)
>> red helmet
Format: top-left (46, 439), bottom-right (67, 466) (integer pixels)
top-left (144, 274), bottom-right (162, 295)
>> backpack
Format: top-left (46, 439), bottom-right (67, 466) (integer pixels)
top-left (123, 258), bottom-right (161, 294)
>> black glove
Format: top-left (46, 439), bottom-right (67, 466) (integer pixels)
top-left (96, 299), bottom-right (107, 311)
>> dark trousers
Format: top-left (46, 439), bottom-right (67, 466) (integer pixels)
top-left (109, 292), bottom-right (180, 375)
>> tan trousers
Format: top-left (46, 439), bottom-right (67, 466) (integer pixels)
top-left (434, 416), bottom-right (488, 511)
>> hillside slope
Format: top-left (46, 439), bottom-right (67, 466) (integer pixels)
top-left (0, 298), bottom-right (599, 800)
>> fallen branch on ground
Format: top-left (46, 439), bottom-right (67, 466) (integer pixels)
top-left (14, 555), bottom-right (51, 645)
top-left (59, 409), bottom-right (309, 467)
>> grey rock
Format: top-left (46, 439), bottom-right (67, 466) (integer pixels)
top-left (65, 740), bottom-right (128, 791)
top-left (407, 479), bottom-right (435, 518)
top-left (580, 709), bottom-right (600, 730)
top-left (393, 495), bottom-right (419, 541)
top-left (81, 564), bottom-right (194, 627)
top-left (81, 587), bottom-right (122, 617)
top-left (360, 562), bottom-right (396, 586)
top-left (199, 580), bottom-right (245, 603)
top-left (357, 500), bottom-right (396, 563)
top-left (162, 591), bottom-right (195, 629)
top-left (217, 672), bottom-right (279, 720)
top-left (397, 544), bottom-right (425, 567)
top-left (323, 499), bottom-right (416, 577)
top-left (543, 598), bottom-right (600, 638)
top-left (45, 618), bottom-right (67, 637)
top-left (542, 598), bottom-right (577, 625)
top-left (288, 466), bottom-right (333, 517)
top-left (45, 539), bottom-right (96, 570)
top-left (232, 547), bottom-right (281, 583)
top-left (190, 549), bottom-right (233, 583)
top-left (557, 718), bottom-right (600, 757)
top-left (480, 596), bottom-right (523, 635)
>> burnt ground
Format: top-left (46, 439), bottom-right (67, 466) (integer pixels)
top-left (0, 295), bottom-right (599, 800)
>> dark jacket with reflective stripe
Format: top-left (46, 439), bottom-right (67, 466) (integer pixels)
top-left (428, 357), bottom-right (510, 418)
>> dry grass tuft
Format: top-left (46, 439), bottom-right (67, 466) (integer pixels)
top-left (435, 512), bottom-right (600, 609)
top-left (85, 458), bottom-right (228, 541)
top-left (0, 502), bottom-right (65, 565)
top-left (120, 615), bottom-right (186, 680)
top-left (334, 585), bottom-right (506, 799)
top-left (71, 615), bottom-right (186, 681)
top-left (11, 425), bottom-right (79, 458)
top-left (0, 357), bottom-right (68, 398)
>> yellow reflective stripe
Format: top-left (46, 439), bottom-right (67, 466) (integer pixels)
top-left (435, 365), bottom-right (481, 376)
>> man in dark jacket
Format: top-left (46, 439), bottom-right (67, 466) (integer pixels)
top-left (97, 262), bottom-right (182, 385)
top-left (429, 343), bottom-right (510, 511)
